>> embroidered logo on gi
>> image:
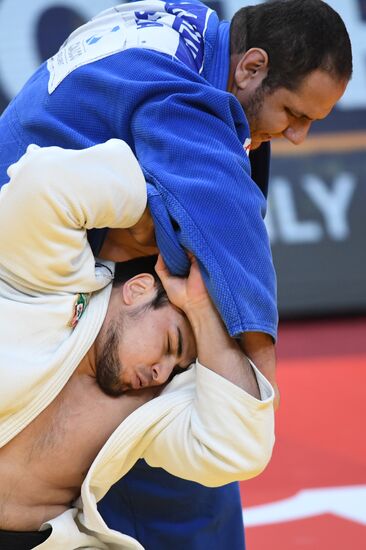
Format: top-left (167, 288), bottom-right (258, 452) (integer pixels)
top-left (243, 138), bottom-right (252, 156)
top-left (69, 293), bottom-right (90, 328)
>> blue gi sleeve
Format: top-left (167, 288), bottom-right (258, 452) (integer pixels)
top-left (0, 40), bottom-right (277, 339)
top-left (123, 49), bottom-right (278, 339)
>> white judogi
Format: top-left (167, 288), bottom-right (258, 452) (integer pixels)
top-left (0, 141), bottom-right (274, 549)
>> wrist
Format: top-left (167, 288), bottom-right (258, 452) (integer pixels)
top-left (184, 299), bottom-right (218, 329)
top-left (185, 303), bottom-right (235, 355)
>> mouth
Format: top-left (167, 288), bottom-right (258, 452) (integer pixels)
top-left (137, 373), bottom-right (151, 389)
top-left (130, 374), bottom-right (143, 390)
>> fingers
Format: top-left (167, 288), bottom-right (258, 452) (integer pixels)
top-left (155, 253), bottom-right (196, 281)
top-left (155, 255), bottom-right (173, 289)
top-left (155, 254), bottom-right (168, 277)
top-left (185, 250), bottom-right (197, 266)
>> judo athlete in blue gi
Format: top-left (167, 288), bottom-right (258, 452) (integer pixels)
top-left (0, 0), bottom-right (352, 548)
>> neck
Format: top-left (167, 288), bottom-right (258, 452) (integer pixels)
top-left (77, 345), bottom-right (97, 378)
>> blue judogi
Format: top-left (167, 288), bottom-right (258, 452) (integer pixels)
top-left (98, 460), bottom-right (246, 549)
top-left (0, 0), bottom-right (277, 339)
top-left (0, 1), bottom-right (274, 547)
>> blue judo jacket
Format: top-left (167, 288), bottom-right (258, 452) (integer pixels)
top-left (0, 2), bottom-right (275, 548)
top-left (0, 0), bottom-right (277, 340)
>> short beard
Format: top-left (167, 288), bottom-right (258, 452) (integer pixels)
top-left (244, 83), bottom-right (265, 137)
top-left (96, 323), bottom-right (124, 397)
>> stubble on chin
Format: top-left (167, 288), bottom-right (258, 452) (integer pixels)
top-left (95, 324), bottom-right (125, 397)
top-left (243, 84), bottom-right (266, 147)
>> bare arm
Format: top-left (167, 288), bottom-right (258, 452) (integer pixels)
top-left (240, 332), bottom-right (279, 409)
top-left (140, 256), bottom-right (275, 486)
top-left (156, 255), bottom-right (261, 399)
top-left (99, 206), bottom-right (159, 263)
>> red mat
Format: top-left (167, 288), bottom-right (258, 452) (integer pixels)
top-left (241, 318), bottom-right (366, 550)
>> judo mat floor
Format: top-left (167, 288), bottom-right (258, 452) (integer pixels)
top-left (241, 316), bottom-right (366, 550)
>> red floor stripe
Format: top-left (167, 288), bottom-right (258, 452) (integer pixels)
top-left (240, 318), bottom-right (366, 550)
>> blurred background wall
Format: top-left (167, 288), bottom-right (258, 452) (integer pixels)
top-left (0, 0), bottom-right (364, 319)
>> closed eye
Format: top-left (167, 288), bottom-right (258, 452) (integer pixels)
top-left (166, 335), bottom-right (171, 355)
top-left (166, 329), bottom-right (183, 359)
top-left (286, 107), bottom-right (301, 119)
top-left (286, 107), bottom-right (313, 121)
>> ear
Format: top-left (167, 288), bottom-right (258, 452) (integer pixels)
top-left (234, 48), bottom-right (269, 90)
top-left (122, 273), bottom-right (156, 306)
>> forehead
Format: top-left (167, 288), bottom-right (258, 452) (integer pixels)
top-left (275, 69), bottom-right (347, 120)
top-left (142, 303), bottom-right (187, 335)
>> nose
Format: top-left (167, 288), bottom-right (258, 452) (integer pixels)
top-left (151, 359), bottom-right (174, 385)
top-left (283, 120), bottom-right (311, 145)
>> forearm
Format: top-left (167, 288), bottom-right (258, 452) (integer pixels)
top-left (240, 332), bottom-right (279, 408)
top-left (186, 303), bottom-right (261, 399)
top-left (132, 50), bottom-right (277, 340)
top-left (150, 256), bottom-right (275, 485)
top-left (99, 207), bottom-right (158, 263)
top-left (155, 255), bottom-right (268, 401)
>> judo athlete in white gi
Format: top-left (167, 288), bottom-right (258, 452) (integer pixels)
top-left (0, 140), bottom-right (274, 549)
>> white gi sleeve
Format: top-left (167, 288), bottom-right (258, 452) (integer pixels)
top-left (0, 140), bottom-right (146, 293)
top-left (143, 361), bottom-right (275, 487)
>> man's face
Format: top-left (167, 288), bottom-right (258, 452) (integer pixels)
top-left (234, 67), bottom-right (347, 150)
top-left (96, 281), bottom-right (196, 396)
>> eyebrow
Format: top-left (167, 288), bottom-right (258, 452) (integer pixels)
top-left (177, 327), bottom-right (183, 358)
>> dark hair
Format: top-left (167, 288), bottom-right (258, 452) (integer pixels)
top-left (230, 0), bottom-right (353, 92)
top-left (113, 255), bottom-right (168, 310)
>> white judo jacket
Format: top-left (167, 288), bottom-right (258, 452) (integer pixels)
top-left (0, 140), bottom-right (275, 549)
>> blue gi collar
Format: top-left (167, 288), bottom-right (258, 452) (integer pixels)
top-left (203, 20), bottom-right (231, 92)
